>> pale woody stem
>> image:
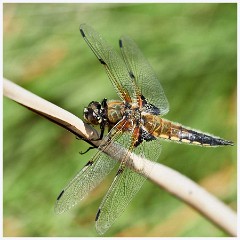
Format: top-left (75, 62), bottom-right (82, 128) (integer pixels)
top-left (3, 78), bottom-right (237, 236)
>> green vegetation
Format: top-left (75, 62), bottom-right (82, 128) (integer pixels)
top-left (3, 3), bottom-right (236, 237)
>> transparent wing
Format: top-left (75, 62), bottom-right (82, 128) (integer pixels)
top-left (95, 136), bottom-right (162, 235)
top-left (80, 24), bottom-right (135, 102)
top-left (119, 36), bottom-right (169, 115)
top-left (55, 119), bottom-right (128, 214)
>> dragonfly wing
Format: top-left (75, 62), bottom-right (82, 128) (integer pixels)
top-left (119, 36), bottom-right (169, 115)
top-left (80, 24), bottom-right (135, 102)
top-left (55, 119), bottom-right (128, 214)
top-left (95, 136), bottom-right (162, 235)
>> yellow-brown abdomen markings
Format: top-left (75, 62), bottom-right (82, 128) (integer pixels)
top-left (156, 119), bottom-right (232, 146)
top-left (159, 120), bottom-right (182, 141)
top-left (153, 119), bottom-right (207, 145)
top-left (159, 120), bottom-right (171, 139)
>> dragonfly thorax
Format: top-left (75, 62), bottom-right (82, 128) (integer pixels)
top-left (124, 105), bottom-right (141, 125)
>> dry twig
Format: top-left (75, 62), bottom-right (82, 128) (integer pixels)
top-left (3, 78), bottom-right (237, 236)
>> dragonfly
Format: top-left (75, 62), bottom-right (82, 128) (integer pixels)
top-left (55, 23), bottom-right (233, 235)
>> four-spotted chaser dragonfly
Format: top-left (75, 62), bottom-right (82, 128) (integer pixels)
top-left (55, 24), bottom-right (233, 235)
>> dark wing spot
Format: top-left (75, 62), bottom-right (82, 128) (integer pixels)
top-left (85, 160), bottom-right (94, 166)
top-left (116, 168), bottom-right (124, 176)
top-left (141, 128), bottom-right (156, 141)
top-left (57, 190), bottom-right (64, 200)
top-left (129, 71), bottom-right (135, 79)
top-left (99, 58), bottom-right (106, 65)
top-left (119, 39), bottom-right (123, 48)
top-left (80, 29), bottom-right (85, 37)
top-left (134, 127), bottom-right (156, 147)
top-left (95, 208), bottom-right (101, 221)
top-left (141, 95), bottom-right (160, 115)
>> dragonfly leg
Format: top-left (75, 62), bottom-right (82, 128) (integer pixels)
top-left (79, 146), bottom-right (96, 155)
top-left (84, 121), bottom-right (106, 142)
top-left (99, 122), bottom-right (105, 140)
top-left (76, 135), bottom-right (98, 154)
top-left (76, 136), bottom-right (83, 140)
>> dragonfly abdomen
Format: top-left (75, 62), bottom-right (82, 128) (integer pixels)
top-left (144, 117), bottom-right (233, 146)
top-left (163, 119), bottom-right (233, 146)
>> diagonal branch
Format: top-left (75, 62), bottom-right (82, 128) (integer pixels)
top-left (3, 78), bottom-right (237, 236)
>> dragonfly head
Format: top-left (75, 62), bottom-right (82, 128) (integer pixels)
top-left (83, 101), bottom-right (103, 125)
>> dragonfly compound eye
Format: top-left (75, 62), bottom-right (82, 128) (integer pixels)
top-left (83, 107), bottom-right (102, 125)
top-left (88, 101), bottom-right (102, 110)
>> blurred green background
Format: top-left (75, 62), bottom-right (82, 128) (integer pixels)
top-left (3, 3), bottom-right (236, 237)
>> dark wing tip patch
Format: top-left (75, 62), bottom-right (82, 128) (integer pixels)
top-left (119, 39), bottom-right (123, 48)
top-left (86, 160), bottom-right (94, 166)
top-left (80, 28), bottom-right (85, 37)
top-left (57, 190), bottom-right (65, 201)
top-left (95, 208), bottom-right (101, 221)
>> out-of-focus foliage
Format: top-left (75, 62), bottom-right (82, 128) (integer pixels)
top-left (3, 3), bottom-right (236, 237)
